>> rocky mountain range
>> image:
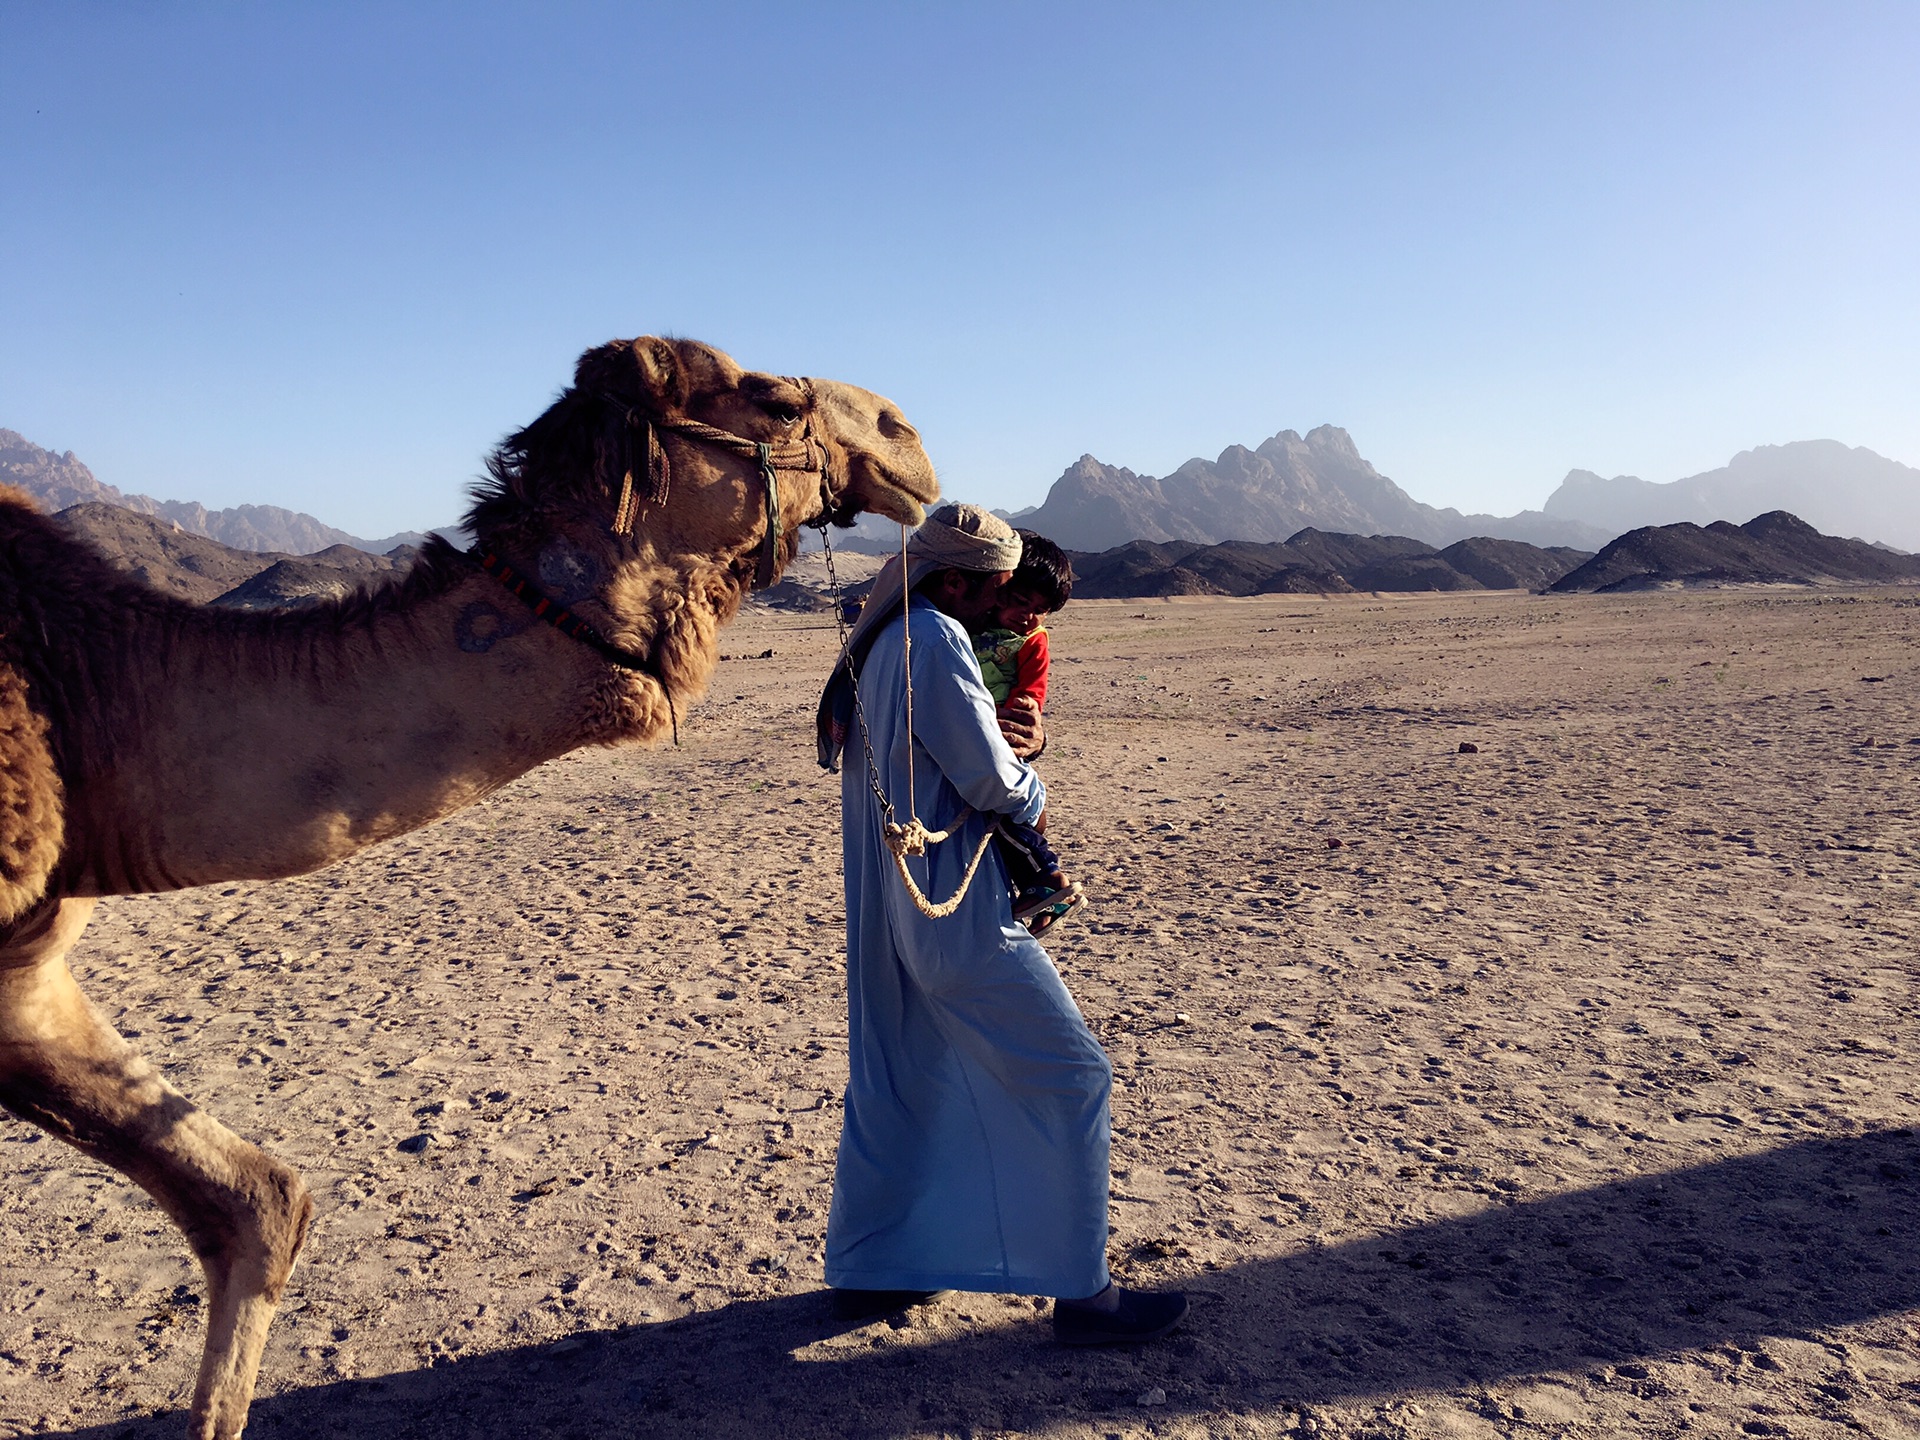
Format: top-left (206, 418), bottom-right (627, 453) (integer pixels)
top-left (1014, 426), bottom-right (1612, 553)
top-left (1542, 440), bottom-right (1920, 553)
top-left (0, 429), bottom-right (427, 555)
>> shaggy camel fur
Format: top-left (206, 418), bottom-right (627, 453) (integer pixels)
top-left (0, 336), bottom-right (938, 1439)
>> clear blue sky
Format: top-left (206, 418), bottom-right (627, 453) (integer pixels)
top-left (5, 2), bottom-right (1916, 537)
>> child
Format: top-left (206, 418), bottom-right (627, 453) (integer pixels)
top-left (973, 531), bottom-right (1084, 934)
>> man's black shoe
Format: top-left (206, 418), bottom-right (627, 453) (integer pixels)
top-left (1052, 1287), bottom-right (1189, 1345)
top-left (828, 1287), bottom-right (948, 1322)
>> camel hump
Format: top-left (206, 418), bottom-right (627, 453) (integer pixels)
top-left (0, 656), bottom-right (62, 926)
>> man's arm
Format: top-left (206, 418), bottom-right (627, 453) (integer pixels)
top-left (908, 614), bottom-right (1045, 823)
top-left (997, 694), bottom-right (1046, 760)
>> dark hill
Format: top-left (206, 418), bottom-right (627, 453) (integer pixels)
top-left (1550, 511), bottom-right (1920, 593)
top-left (1349, 553), bottom-right (1484, 592)
top-left (209, 551), bottom-right (413, 610)
top-left (52, 503), bottom-right (278, 603)
top-left (1279, 528), bottom-right (1435, 575)
top-left (1067, 530), bottom-right (1587, 600)
top-left (1440, 537), bottom-right (1595, 590)
top-left (47, 503), bottom-right (411, 607)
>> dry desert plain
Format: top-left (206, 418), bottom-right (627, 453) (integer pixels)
top-left (2, 582), bottom-right (1918, 1440)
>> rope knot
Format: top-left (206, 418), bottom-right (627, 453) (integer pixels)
top-left (884, 818), bottom-right (949, 859)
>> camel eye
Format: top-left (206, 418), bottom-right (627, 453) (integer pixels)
top-left (758, 401), bottom-right (803, 425)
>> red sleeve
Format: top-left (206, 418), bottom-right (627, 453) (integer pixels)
top-left (1007, 628), bottom-right (1050, 711)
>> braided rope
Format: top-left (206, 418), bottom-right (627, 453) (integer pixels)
top-left (884, 818), bottom-right (998, 920)
top-left (655, 415), bottom-right (821, 468)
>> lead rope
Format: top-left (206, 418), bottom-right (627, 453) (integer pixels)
top-left (820, 521), bottom-right (993, 920)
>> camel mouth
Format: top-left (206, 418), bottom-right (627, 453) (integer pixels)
top-left (842, 441), bottom-right (938, 528)
top-left (815, 382), bottom-right (939, 531)
top-left (855, 482), bottom-right (931, 529)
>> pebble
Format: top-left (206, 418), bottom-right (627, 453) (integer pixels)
top-left (1174, 1012), bottom-right (1192, 1025)
top-left (396, 1134), bottom-right (433, 1154)
top-left (1137, 1387), bottom-right (1167, 1406)
top-left (1458, 741), bottom-right (1479, 753)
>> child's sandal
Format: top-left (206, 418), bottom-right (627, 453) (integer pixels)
top-left (1015, 882), bottom-right (1085, 936)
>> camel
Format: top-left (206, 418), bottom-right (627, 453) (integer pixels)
top-left (0, 336), bottom-right (939, 1439)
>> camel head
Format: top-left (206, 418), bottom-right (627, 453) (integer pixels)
top-left (465, 337), bottom-right (940, 735)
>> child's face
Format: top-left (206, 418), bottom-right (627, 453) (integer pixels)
top-left (992, 583), bottom-right (1049, 635)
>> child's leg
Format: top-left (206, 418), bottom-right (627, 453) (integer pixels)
top-left (996, 816), bottom-right (1084, 934)
top-left (991, 828), bottom-right (1039, 897)
top-left (994, 815), bottom-right (1064, 893)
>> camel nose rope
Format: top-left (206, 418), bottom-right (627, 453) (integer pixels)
top-left (820, 519), bottom-right (994, 921)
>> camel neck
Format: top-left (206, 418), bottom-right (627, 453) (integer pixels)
top-left (60, 569), bottom-right (626, 896)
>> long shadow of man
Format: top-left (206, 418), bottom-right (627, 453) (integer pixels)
top-left (56, 1129), bottom-right (1920, 1439)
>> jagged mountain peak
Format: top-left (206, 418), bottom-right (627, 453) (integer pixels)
top-left (1302, 423), bottom-right (1362, 458)
top-left (1021, 424), bottom-right (1606, 551)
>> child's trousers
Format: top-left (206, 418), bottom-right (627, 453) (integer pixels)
top-left (993, 815), bottom-right (1062, 895)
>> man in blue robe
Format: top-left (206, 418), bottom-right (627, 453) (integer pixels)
top-left (815, 504), bottom-right (1187, 1343)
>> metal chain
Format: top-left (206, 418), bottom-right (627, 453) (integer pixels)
top-left (898, 520), bottom-right (917, 825)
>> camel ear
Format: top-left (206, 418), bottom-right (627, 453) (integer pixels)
top-left (629, 337), bottom-right (690, 413)
top-left (572, 338), bottom-right (690, 415)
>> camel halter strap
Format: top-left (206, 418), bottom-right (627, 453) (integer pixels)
top-left (469, 548), bottom-right (680, 745)
top-left (819, 522), bottom-right (995, 920)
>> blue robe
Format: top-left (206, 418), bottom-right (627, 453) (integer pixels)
top-left (824, 606), bottom-right (1112, 1298)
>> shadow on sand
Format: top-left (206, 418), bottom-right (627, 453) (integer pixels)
top-left (56, 1128), bottom-right (1920, 1438)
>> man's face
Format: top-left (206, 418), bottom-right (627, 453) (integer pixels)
top-left (927, 568), bottom-right (1013, 630)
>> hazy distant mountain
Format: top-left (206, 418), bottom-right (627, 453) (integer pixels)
top-left (1544, 441), bottom-right (1920, 552)
top-left (0, 428), bottom-right (428, 555)
top-left (1017, 427), bottom-right (1611, 553)
top-left (1549, 511), bottom-right (1920, 593)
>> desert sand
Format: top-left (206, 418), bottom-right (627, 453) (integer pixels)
top-left (2, 584), bottom-right (1916, 1440)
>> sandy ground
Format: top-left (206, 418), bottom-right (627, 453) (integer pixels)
top-left (2, 585), bottom-right (1917, 1440)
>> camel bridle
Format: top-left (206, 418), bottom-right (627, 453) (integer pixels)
top-left (469, 380), bottom-right (843, 745)
top-left (606, 378), bottom-right (839, 591)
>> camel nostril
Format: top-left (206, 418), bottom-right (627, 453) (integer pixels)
top-left (877, 410), bottom-right (917, 443)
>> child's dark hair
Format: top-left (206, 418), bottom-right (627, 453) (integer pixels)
top-left (1011, 530), bottom-right (1074, 611)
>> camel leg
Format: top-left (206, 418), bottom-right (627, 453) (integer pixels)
top-left (0, 898), bottom-right (313, 1440)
